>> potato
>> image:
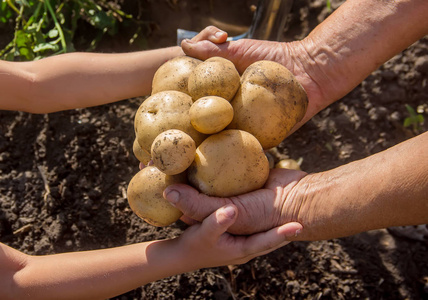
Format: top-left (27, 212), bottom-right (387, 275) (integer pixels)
top-left (275, 158), bottom-right (302, 171)
top-left (151, 129), bottom-right (196, 175)
top-left (228, 60), bottom-right (308, 149)
top-left (189, 96), bottom-right (234, 134)
top-left (187, 129), bottom-right (269, 197)
top-left (132, 138), bottom-right (151, 165)
top-left (127, 166), bottom-right (185, 227)
top-left (152, 56), bottom-right (202, 95)
top-left (134, 91), bottom-right (206, 154)
top-left (188, 57), bottom-right (240, 101)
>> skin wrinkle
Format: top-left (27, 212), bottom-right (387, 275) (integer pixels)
top-left (231, 194), bottom-right (262, 233)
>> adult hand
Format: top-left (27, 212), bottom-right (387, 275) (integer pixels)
top-left (164, 168), bottom-right (307, 236)
top-left (181, 26), bottom-right (327, 133)
top-left (166, 132), bottom-right (428, 241)
top-left (182, 0), bottom-right (428, 133)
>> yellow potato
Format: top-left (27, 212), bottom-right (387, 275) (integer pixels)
top-left (189, 96), bottom-right (234, 134)
top-left (275, 158), bottom-right (302, 171)
top-left (132, 138), bottom-right (151, 165)
top-left (151, 129), bottom-right (196, 175)
top-left (188, 57), bottom-right (240, 101)
top-left (187, 129), bottom-right (269, 197)
top-left (228, 60), bottom-right (308, 149)
top-left (151, 56), bottom-right (202, 95)
top-left (134, 91), bottom-right (206, 154)
top-left (127, 166), bottom-right (185, 227)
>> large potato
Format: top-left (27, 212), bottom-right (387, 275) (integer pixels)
top-left (228, 60), bottom-right (308, 149)
top-left (151, 129), bottom-right (196, 175)
top-left (151, 56), bottom-right (202, 95)
top-left (187, 129), bottom-right (269, 197)
top-left (134, 91), bottom-right (206, 153)
top-left (127, 166), bottom-right (185, 227)
top-left (188, 57), bottom-right (240, 101)
top-left (189, 96), bottom-right (234, 134)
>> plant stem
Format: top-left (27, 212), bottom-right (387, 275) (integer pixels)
top-left (43, 0), bottom-right (67, 53)
top-left (5, 0), bottom-right (20, 15)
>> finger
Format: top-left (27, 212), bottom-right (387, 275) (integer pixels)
top-left (164, 184), bottom-right (230, 221)
top-left (196, 205), bottom-right (238, 243)
top-left (188, 25), bottom-right (228, 44)
top-left (181, 39), bottom-right (229, 62)
top-left (241, 222), bottom-right (303, 259)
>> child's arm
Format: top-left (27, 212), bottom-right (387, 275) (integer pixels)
top-left (0, 47), bottom-right (182, 113)
top-left (0, 205), bottom-right (302, 300)
top-left (0, 27), bottom-right (227, 114)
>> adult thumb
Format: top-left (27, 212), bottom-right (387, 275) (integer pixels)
top-left (163, 183), bottom-right (229, 222)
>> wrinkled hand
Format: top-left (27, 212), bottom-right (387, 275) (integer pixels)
top-left (176, 203), bottom-right (303, 268)
top-left (181, 26), bottom-right (329, 131)
top-left (164, 168), bottom-right (307, 236)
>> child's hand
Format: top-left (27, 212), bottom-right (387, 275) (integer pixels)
top-left (189, 26), bottom-right (228, 44)
top-left (175, 204), bottom-right (302, 270)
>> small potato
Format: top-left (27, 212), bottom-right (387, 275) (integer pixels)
top-left (133, 138), bottom-right (151, 165)
top-left (228, 60), bottom-right (308, 149)
top-left (152, 56), bottom-right (202, 95)
top-left (134, 91), bottom-right (206, 154)
top-left (151, 129), bottom-right (196, 175)
top-left (188, 57), bottom-right (240, 101)
top-left (127, 166), bottom-right (186, 227)
top-left (275, 158), bottom-right (302, 171)
top-left (190, 96), bottom-right (234, 134)
top-left (188, 129), bottom-right (269, 197)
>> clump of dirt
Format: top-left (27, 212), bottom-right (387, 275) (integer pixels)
top-left (1, 1), bottom-right (427, 299)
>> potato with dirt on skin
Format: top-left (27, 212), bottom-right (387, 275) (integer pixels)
top-left (151, 129), bottom-right (196, 175)
top-left (188, 129), bottom-right (269, 197)
top-left (151, 56), bottom-right (202, 95)
top-left (134, 90), bottom-right (206, 154)
top-left (132, 138), bottom-right (151, 165)
top-left (228, 60), bottom-right (308, 149)
top-left (127, 166), bottom-right (186, 227)
top-left (188, 57), bottom-right (240, 101)
top-left (190, 96), bottom-right (234, 134)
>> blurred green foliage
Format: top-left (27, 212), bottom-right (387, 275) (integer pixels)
top-left (0, 0), bottom-right (146, 61)
top-left (403, 104), bottom-right (425, 134)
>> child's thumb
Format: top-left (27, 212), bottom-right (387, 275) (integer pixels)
top-left (199, 205), bottom-right (237, 239)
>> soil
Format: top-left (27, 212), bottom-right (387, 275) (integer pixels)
top-left (1, 0), bottom-right (428, 299)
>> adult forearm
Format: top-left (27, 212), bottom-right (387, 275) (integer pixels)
top-left (297, 0), bottom-right (428, 108)
top-left (6, 46), bottom-right (183, 113)
top-left (294, 131), bottom-right (428, 241)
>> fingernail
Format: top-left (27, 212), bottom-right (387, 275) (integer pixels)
top-left (283, 223), bottom-right (303, 238)
top-left (166, 190), bottom-right (180, 205)
top-left (222, 205), bottom-right (236, 219)
top-left (215, 31), bottom-right (225, 38)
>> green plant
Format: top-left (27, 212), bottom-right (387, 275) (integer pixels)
top-left (326, 0), bottom-right (332, 13)
top-left (403, 104), bottom-right (425, 133)
top-left (0, 0), bottom-right (143, 61)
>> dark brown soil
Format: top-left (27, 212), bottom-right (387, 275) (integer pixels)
top-left (1, 1), bottom-right (427, 299)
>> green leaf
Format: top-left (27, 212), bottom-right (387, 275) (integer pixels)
top-left (405, 104), bottom-right (416, 116)
top-left (33, 42), bottom-right (59, 52)
top-left (48, 28), bottom-right (58, 38)
top-left (403, 117), bottom-right (412, 128)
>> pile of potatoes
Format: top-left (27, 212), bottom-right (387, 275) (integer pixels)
top-left (127, 56), bottom-right (308, 227)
